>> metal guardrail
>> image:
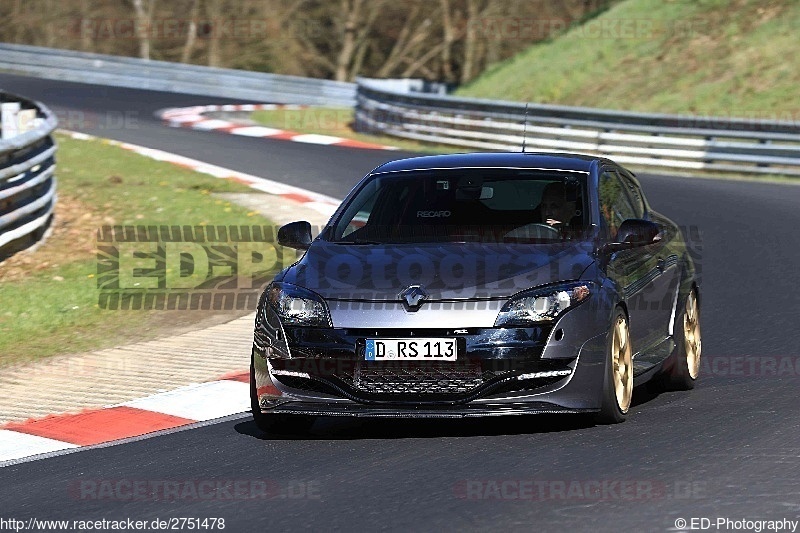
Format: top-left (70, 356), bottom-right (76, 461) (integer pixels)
top-left (0, 91), bottom-right (58, 261)
top-left (355, 78), bottom-right (800, 176)
top-left (0, 43), bottom-right (356, 107)
top-left (3, 44), bottom-right (797, 176)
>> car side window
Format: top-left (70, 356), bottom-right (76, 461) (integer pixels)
top-left (598, 170), bottom-right (637, 239)
top-left (619, 171), bottom-right (646, 218)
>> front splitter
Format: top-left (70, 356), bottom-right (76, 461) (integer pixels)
top-left (263, 401), bottom-right (597, 419)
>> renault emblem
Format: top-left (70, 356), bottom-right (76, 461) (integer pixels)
top-left (399, 285), bottom-right (428, 311)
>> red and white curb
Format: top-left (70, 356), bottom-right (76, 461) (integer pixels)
top-left (61, 130), bottom-right (341, 218)
top-left (0, 132), bottom-right (347, 466)
top-left (159, 103), bottom-right (399, 151)
top-left (0, 371), bottom-right (250, 465)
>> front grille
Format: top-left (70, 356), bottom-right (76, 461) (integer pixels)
top-left (352, 362), bottom-right (484, 395)
top-left (269, 356), bottom-right (572, 403)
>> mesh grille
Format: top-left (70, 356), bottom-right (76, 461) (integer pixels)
top-left (353, 363), bottom-right (484, 395)
top-left (270, 357), bottom-right (571, 402)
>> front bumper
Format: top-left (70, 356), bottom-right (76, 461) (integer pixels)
top-left (252, 293), bottom-right (611, 418)
top-left (253, 329), bottom-right (608, 417)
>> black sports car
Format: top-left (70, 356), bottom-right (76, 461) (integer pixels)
top-left (251, 152), bottom-right (701, 431)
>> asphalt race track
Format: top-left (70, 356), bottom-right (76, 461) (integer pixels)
top-left (1, 73), bottom-right (799, 531)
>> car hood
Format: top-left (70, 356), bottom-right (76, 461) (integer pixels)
top-left (279, 241), bottom-right (596, 301)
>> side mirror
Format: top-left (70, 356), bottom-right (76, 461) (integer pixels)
top-left (603, 219), bottom-right (661, 253)
top-left (617, 219), bottom-right (661, 245)
top-left (277, 221), bottom-right (313, 250)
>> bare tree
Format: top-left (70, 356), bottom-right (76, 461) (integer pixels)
top-left (79, 0), bottom-right (94, 51)
top-left (130, 0), bottom-right (156, 60)
top-left (204, 0), bottom-right (223, 67)
top-left (333, 0), bottom-right (385, 81)
top-left (461, 0), bottom-right (483, 83)
top-left (375, 2), bottom-right (436, 78)
top-left (439, 0), bottom-right (458, 83)
top-left (180, 0), bottom-right (200, 63)
top-left (12, 0), bottom-right (24, 43)
top-left (335, 0), bottom-right (361, 81)
top-left (0, 0), bottom-right (615, 81)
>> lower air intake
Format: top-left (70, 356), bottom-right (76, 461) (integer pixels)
top-left (352, 363), bottom-right (484, 395)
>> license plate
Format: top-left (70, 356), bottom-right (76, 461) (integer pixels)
top-left (365, 338), bottom-right (457, 361)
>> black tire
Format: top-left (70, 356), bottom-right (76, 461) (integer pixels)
top-left (660, 289), bottom-right (701, 391)
top-left (595, 310), bottom-right (632, 424)
top-left (250, 363), bottom-right (315, 435)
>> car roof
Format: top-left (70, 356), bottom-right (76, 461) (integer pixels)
top-left (371, 152), bottom-right (610, 175)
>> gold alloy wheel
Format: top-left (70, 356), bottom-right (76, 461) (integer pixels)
top-left (612, 315), bottom-right (633, 413)
top-left (684, 291), bottom-right (702, 379)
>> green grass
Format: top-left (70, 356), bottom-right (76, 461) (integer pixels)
top-left (457, 0), bottom-right (800, 118)
top-left (0, 133), bottom-right (273, 365)
top-left (58, 136), bottom-right (266, 225)
top-left (0, 261), bottom-right (128, 363)
top-left (251, 107), bottom-right (460, 154)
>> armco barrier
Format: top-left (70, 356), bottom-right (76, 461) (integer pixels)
top-left (0, 43), bottom-right (355, 107)
top-left (3, 44), bottom-right (797, 176)
top-left (0, 91), bottom-right (57, 261)
top-left (355, 78), bottom-right (800, 176)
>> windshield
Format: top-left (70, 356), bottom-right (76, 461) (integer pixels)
top-left (330, 169), bottom-right (589, 244)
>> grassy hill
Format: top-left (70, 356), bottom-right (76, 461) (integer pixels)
top-left (457, 0), bottom-right (799, 119)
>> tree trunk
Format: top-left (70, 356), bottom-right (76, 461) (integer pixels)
top-left (43, 0), bottom-right (59, 48)
top-left (461, 0), bottom-right (480, 83)
top-left (350, 36), bottom-right (370, 80)
top-left (335, 0), bottom-right (362, 82)
top-left (375, 4), bottom-right (419, 78)
top-left (205, 0), bottom-right (222, 67)
top-left (12, 0), bottom-right (24, 43)
top-left (131, 0), bottom-right (154, 60)
top-left (79, 0), bottom-right (94, 51)
top-left (402, 42), bottom-right (445, 78)
top-left (439, 0), bottom-right (456, 83)
top-left (180, 0), bottom-right (199, 63)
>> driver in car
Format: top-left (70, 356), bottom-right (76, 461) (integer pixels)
top-left (540, 182), bottom-right (577, 229)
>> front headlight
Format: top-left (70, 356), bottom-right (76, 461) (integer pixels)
top-left (494, 282), bottom-right (593, 327)
top-left (266, 282), bottom-right (331, 327)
